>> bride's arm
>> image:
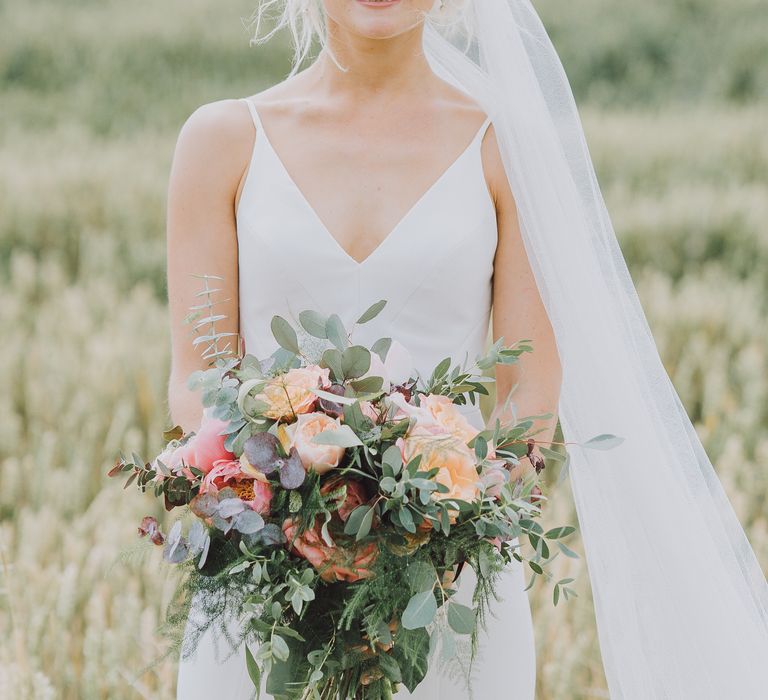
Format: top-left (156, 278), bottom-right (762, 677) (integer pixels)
top-left (482, 125), bottom-right (563, 479)
top-left (165, 100), bottom-right (250, 434)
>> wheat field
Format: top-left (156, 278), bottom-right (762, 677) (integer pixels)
top-left (1, 0), bottom-right (766, 698)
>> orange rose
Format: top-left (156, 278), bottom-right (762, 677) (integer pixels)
top-left (253, 365), bottom-right (331, 420)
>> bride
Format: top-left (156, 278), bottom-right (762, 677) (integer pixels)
top-left (165, 1), bottom-right (768, 698)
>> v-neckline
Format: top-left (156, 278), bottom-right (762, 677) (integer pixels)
top-left (247, 101), bottom-right (491, 267)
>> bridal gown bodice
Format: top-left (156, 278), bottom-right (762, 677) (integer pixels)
top-left (235, 99), bottom-right (497, 428)
top-left (175, 97), bottom-right (536, 700)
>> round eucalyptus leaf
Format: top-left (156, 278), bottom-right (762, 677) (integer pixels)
top-left (235, 509), bottom-right (265, 535)
top-left (401, 590), bottom-right (437, 630)
top-left (279, 449), bottom-right (306, 490)
top-left (190, 492), bottom-right (219, 519)
top-left (447, 602), bottom-right (476, 635)
top-left (243, 432), bottom-right (282, 474)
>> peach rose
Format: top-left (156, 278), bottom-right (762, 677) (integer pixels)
top-left (388, 392), bottom-right (479, 444)
top-left (398, 434), bottom-right (480, 521)
top-left (282, 518), bottom-right (378, 583)
top-left (253, 365), bottom-right (332, 420)
top-left (418, 394), bottom-right (480, 443)
top-left (282, 412), bottom-right (346, 475)
top-left (200, 459), bottom-right (273, 515)
top-left (174, 412), bottom-right (235, 477)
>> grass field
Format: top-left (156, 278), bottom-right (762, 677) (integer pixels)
top-left (1, 1), bottom-right (766, 698)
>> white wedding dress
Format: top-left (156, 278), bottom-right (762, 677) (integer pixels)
top-left (175, 96), bottom-right (537, 699)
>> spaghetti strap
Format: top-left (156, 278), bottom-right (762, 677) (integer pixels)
top-left (240, 97), bottom-right (264, 133)
top-left (475, 115), bottom-right (493, 144)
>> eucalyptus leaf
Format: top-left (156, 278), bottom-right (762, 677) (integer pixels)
top-left (402, 590), bottom-right (437, 630)
top-left (349, 375), bottom-right (384, 393)
top-left (271, 634), bottom-right (290, 662)
top-left (371, 337), bottom-right (392, 361)
top-left (391, 628), bottom-right (430, 692)
top-left (355, 504), bottom-right (375, 541)
top-left (245, 645), bottom-right (261, 690)
top-left (474, 435), bottom-right (488, 461)
top-left (279, 450), bottom-right (306, 490)
top-left (344, 505), bottom-right (371, 537)
top-left (325, 314), bottom-right (347, 351)
top-left (399, 506), bottom-right (416, 534)
top-left (447, 602), bottom-right (476, 635)
top-left (218, 498), bottom-right (246, 519)
top-left (341, 345), bottom-right (371, 379)
top-left (271, 315), bottom-right (300, 355)
top-left (538, 445), bottom-right (566, 462)
top-left (311, 387), bottom-right (357, 405)
top-left (583, 433), bottom-right (624, 450)
top-left (557, 541), bottom-right (580, 559)
top-left (407, 561), bottom-right (436, 593)
top-left (299, 310), bottom-right (328, 338)
top-left (320, 348), bottom-right (345, 381)
top-left (382, 444), bottom-right (403, 475)
top-left (357, 299), bottom-right (387, 324)
top-left (235, 509), bottom-right (265, 535)
top-left (311, 424), bottom-right (363, 447)
top-left (544, 526), bottom-right (576, 539)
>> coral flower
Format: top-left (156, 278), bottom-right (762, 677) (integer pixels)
top-left (200, 459), bottom-right (273, 515)
top-left (282, 518), bottom-right (378, 583)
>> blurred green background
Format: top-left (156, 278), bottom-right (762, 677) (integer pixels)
top-left (1, 0), bottom-right (766, 697)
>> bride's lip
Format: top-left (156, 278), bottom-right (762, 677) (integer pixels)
top-left (355, 0), bottom-right (402, 7)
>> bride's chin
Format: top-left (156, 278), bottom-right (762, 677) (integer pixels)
top-left (324, 0), bottom-right (428, 40)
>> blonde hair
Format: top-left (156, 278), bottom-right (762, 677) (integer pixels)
top-left (242, 0), bottom-right (473, 75)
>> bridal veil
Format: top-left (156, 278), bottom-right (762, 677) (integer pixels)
top-left (420, 1), bottom-right (768, 697)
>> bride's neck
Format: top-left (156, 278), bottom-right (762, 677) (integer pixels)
top-left (308, 22), bottom-right (434, 98)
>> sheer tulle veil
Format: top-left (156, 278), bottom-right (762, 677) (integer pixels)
top-left (419, 0), bottom-right (768, 697)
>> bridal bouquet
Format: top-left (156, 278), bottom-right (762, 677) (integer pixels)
top-left (112, 281), bottom-right (611, 699)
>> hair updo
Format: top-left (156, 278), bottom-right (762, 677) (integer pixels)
top-left (243, 0), bottom-right (473, 75)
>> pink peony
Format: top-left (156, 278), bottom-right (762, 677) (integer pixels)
top-left (200, 459), bottom-right (273, 515)
top-left (175, 413), bottom-right (234, 477)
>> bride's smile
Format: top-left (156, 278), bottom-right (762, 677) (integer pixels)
top-left (325, 0), bottom-right (436, 39)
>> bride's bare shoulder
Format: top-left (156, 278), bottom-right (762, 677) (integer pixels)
top-left (170, 98), bottom-right (255, 188)
top-left (169, 74), bottom-right (300, 180)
